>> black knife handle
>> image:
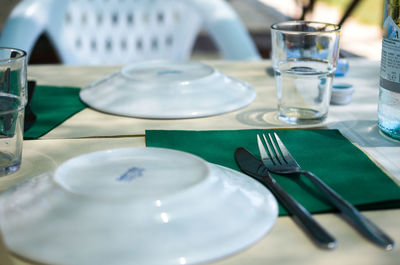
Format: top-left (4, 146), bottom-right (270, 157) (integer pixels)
top-left (234, 147), bottom-right (337, 249)
top-left (302, 170), bottom-right (395, 250)
top-left (261, 176), bottom-right (337, 249)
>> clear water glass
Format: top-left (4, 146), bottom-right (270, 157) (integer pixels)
top-left (0, 48), bottom-right (27, 176)
top-left (270, 21), bottom-right (341, 125)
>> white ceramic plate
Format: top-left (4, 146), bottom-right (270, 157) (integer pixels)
top-left (79, 61), bottom-right (256, 119)
top-left (0, 148), bottom-right (278, 265)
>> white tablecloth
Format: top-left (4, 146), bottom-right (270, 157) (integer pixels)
top-left (0, 58), bottom-right (398, 265)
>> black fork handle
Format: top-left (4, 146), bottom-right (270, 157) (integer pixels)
top-left (259, 175), bottom-right (337, 249)
top-left (302, 170), bottom-right (395, 250)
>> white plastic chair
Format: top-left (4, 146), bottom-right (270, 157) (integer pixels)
top-left (0, 0), bottom-right (261, 65)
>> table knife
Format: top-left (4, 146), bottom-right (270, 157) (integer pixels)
top-left (234, 147), bottom-right (337, 249)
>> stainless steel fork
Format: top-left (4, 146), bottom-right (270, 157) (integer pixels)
top-left (257, 133), bottom-right (395, 250)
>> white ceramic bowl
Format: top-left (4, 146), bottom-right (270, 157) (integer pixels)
top-left (79, 61), bottom-right (256, 119)
top-left (0, 148), bottom-right (278, 265)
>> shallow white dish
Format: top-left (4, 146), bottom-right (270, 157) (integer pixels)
top-left (79, 61), bottom-right (256, 119)
top-left (0, 147), bottom-right (278, 265)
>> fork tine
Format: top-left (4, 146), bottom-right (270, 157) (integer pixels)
top-left (266, 133), bottom-right (285, 164)
top-left (272, 132), bottom-right (299, 166)
top-left (256, 134), bottom-right (268, 159)
top-left (261, 134), bottom-right (279, 165)
top-left (256, 134), bottom-right (276, 166)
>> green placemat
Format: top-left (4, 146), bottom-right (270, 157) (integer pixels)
top-left (146, 129), bottom-right (400, 216)
top-left (24, 85), bottom-right (86, 139)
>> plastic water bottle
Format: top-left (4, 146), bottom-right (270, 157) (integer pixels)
top-left (379, 0), bottom-right (400, 140)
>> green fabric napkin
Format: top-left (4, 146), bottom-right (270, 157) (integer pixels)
top-left (24, 85), bottom-right (86, 139)
top-left (146, 129), bottom-right (400, 216)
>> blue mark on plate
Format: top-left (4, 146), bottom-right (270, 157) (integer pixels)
top-left (117, 167), bottom-right (145, 182)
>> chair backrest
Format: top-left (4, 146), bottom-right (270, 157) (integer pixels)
top-left (0, 0), bottom-right (260, 65)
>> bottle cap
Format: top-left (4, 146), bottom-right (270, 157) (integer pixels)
top-left (330, 82), bottom-right (354, 105)
top-left (334, 59), bottom-right (349, 77)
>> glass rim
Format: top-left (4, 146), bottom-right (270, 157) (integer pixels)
top-left (0, 47), bottom-right (27, 63)
top-left (271, 20), bottom-right (341, 34)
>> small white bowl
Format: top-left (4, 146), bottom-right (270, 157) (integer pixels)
top-left (0, 147), bottom-right (278, 265)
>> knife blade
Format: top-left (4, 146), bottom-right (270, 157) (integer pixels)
top-left (235, 147), bottom-right (337, 249)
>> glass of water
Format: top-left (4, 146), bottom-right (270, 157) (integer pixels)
top-left (270, 21), bottom-right (341, 124)
top-left (0, 48), bottom-right (27, 177)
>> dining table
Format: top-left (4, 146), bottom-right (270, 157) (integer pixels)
top-left (0, 57), bottom-right (399, 265)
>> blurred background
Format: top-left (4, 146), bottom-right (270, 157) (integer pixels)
top-left (0, 0), bottom-right (384, 63)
